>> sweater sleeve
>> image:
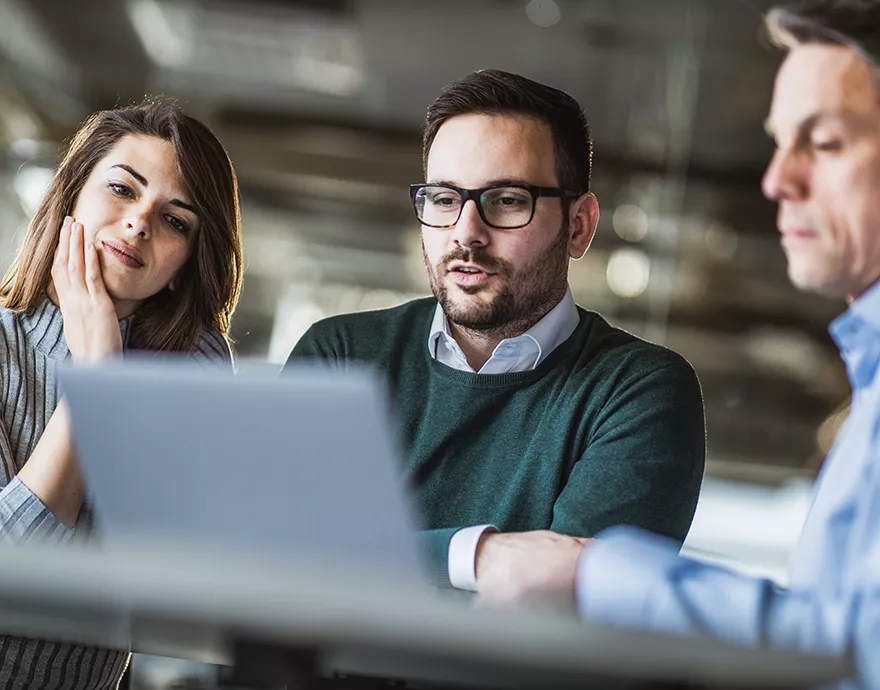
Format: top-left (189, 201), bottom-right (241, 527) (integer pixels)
top-left (189, 329), bottom-right (234, 367)
top-left (0, 402), bottom-right (73, 545)
top-left (577, 527), bottom-right (871, 682)
top-left (0, 327), bottom-right (73, 544)
top-left (289, 324), bottom-right (455, 583)
top-left (0, 329), bottom-right (232, 545)
top-left (550, 356), bottom-right (706, 542)
top-left (284, 322), bottom-right (342, 367)
top-left (288, 324), bottom-right (464, 585)
top-left (0, 476), bottom-right (73, 545)
top-left (416, 527), bottom-right (462, 587)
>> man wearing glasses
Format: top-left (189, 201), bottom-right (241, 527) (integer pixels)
top-left (285, 70), bottom-right (705, 600)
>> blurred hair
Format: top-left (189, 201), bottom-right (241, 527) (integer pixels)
top-left (766, 0), bottom-right (880, 82)
top-left (422, 69), bottom-right (593, 197)
top-left (0, 97), bottom-right (243, 352)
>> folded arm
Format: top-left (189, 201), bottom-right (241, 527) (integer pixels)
top-left (474, 358), bottom-right (706, 603)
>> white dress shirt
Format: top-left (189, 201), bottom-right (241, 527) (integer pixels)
top-left (426, 287), bottom-right (580, 590)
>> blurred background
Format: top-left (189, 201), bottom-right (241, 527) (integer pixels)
top-left (0, 0), bottom-right (853, 684)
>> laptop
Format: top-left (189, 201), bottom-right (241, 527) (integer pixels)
top-left (59, 359), bottom-right (426, 581)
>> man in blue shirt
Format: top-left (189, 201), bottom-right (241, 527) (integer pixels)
top-left (471, 0), bottom-right (880, 685)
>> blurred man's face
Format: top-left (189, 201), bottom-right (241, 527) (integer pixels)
top-left (421, 113), bottom-right (595, 337)
top-left (763, 44), bottom-right (880, 300)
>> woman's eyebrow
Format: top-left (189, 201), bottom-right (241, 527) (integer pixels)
top-left (169, 199), bottom-right (198, 215)
top-left (109, 164), bottom-right (147, 186)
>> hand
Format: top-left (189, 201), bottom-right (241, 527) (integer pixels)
top-left (475, 530), bottom-right (590, 607)
top-left (51, 216), bottom-right (122, 364)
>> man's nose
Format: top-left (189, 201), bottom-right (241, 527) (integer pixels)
top-left (762, 147), bottom-right (808, 202)
top-left (449, 200), bottom-right (490, 249)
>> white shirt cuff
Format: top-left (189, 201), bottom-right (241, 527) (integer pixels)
top-left (448, 524), bottom-right (498, 590)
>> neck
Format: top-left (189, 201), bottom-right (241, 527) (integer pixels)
top-left (111, 299), bottom-right (140, 319)
top-left (446, 324), bottom-right (504, 372)
top-left (847, 273), bottom-right (880, 305)
top-left (447, 303), bottom-right (556, 372)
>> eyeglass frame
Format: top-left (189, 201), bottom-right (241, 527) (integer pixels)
top-left (409, 183), bottom-right (580, 230)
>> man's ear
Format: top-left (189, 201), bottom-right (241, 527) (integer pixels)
top-left (568, 193), bottom-right (599, 260)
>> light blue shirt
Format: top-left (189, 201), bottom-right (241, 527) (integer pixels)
top-left (577, 280), bottom-right (880, 688)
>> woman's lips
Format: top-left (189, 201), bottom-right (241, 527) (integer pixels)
top-left (101, 240), bottom-right (144, 268)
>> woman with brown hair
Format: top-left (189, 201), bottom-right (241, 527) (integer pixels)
top-left (0, 97), bottom-right (243, 689)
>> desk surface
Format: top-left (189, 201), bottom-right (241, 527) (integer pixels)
top-left (0, 541), bottom-right (849, 689)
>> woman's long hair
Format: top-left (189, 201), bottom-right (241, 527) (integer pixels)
top-left (0, 97), bottom-right (243, 352)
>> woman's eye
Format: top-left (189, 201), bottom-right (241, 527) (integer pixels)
top-left (165, 215), bottom-right (190, 235)
top-left (108, 182), bottom-right (133, 197)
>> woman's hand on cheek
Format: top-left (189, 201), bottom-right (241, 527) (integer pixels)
top-left (51, 216), bottom-right (123, 364)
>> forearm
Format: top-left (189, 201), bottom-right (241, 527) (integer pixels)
top-left (576, 527), bottom-right (847, 654)
top-left (578, 528), bottom-right (880, 684)
top-left (474, 529), bottom-right (587, 604)
top-left (16, 399), bottom-right (84, 528)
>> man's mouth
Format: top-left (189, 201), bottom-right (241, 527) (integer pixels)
top-left (780, 227), bottom-right (817, 238)
top-left (445, 262), bottom-right (498, 287)
top-left (447, 262), bottom-right (497, 276)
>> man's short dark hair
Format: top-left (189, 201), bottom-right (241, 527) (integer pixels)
top-left (422, 69), bottom-right (593, 195)
top-left (766, 0), bottom-right (880, 78)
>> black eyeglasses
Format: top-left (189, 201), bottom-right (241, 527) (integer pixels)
top-left (410, 184), bottom-right (578, 230)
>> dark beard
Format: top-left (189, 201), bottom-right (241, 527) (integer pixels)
top-left (423, 224), bottom-right (570, 340)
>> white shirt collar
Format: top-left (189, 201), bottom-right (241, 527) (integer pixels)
top-left (427, 287), bottom-right (579, 374)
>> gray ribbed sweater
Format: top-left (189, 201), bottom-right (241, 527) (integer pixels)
top-left (0, 299), bottom-right (231, 690)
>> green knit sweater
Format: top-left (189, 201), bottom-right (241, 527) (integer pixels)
top-left (286, 298), bottom-right (705, 586)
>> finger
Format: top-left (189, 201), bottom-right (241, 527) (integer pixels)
top-left (53, 216), bottom-right (72, 265)
top-left (52, 217), bottom-right (73, 288)
top-left (83, 221), bottom-right (98, 245)
top-left (84, 240), bottom-right (108, 299)
top-left (68, 222), bottom-right (85, 288)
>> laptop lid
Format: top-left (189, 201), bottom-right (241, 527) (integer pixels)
top-left (60, 360), bottom-right (425, 581)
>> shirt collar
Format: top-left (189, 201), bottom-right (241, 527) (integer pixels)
top-left (427, 286), bottom-right (579, 368)
top-left (829, 280), bottom-right (880, 390)
top-left (525, 287), bottom-right (579, 363)
top-left (844, 279), bottom-right (880, 333)
top-left (427, 301), bottom-right (448, 357)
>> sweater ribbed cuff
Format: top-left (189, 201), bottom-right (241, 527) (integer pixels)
top-left (0, 477), bottom-right (73, 545)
